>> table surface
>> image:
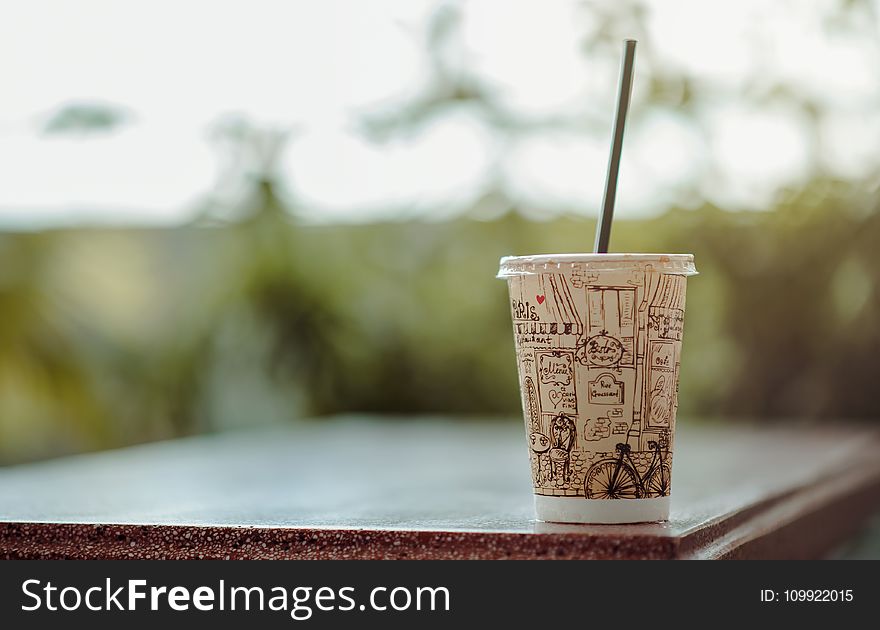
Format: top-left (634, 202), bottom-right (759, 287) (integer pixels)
top-left (1, 417), bottom-right (879, 559)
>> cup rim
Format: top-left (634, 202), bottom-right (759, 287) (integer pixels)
top-left (501, 252), bottom-right (694, 264)
top-left (497, 253), bottom-right (697, 278)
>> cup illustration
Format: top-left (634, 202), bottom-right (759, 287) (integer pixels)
top-left (498, 253), bottom-right (698, 524)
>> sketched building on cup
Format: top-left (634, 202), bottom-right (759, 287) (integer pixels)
top-left (508, 261), bottom-right (688, 500)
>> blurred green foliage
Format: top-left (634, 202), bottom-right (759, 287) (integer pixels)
top-left (1, 175), bottom-right (878, 464)
top-left (2, 0), bottom-right (879, 463)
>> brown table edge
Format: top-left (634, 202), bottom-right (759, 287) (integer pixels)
top-left (0, 521), bottom-right (682, 560)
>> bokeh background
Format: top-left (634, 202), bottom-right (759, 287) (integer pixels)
top-left (1, 0), bottom-right (879, 465)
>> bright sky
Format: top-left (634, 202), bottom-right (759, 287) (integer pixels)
top-left (0, 0), bottom-right (878, 226)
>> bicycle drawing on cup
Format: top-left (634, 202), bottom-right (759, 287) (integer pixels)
top-left (584, 430), bottom-right (671, 499)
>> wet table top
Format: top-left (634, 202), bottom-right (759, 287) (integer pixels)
top-left (1, 417), bottom-right (879, 559)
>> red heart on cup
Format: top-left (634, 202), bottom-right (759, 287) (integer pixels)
top-left (536, 295), bottom-right (545, 305)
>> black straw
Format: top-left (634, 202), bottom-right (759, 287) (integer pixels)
top-left (594, 39), bottom-right (637, 254)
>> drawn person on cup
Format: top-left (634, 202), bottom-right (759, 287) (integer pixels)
top-left (523, 377), bottom-right (550, 484)
top-left (529, 431), bottom-right (551, 484)
top-left (649, 375), bottom-right (671, 426)
top-left (548, 413), bottom-right (576, 485)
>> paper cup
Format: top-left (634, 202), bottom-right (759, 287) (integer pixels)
top-left (498, 254), bottom-right (697, 524)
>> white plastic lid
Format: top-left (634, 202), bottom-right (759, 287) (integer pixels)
top-left (497, 253), bottom-right (697, 278)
